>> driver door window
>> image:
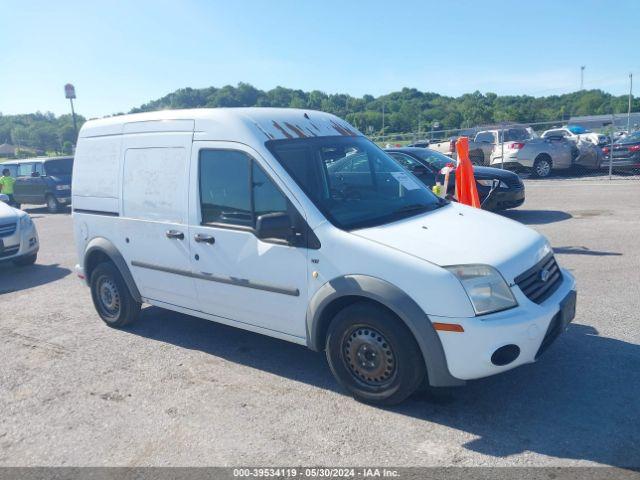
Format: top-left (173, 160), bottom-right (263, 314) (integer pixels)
top-left (198, 149), bottom-right (291, 239)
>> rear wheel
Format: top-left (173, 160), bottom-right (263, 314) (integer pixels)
top-left (532, 156), bottom-right (552, 178)
top-left (470, 150), bottom-right (485, 166)
top-left (90, 261), bottom-right (141, 328)
top-left (46, 194), bottom-right (59, 213)
top-left (325, 301), bottom-right (425, 405)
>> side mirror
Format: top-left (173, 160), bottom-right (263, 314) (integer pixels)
top-left (255, 212), bottom-right (293, 242)
top-left (0, 193), bottom-right (9, 203)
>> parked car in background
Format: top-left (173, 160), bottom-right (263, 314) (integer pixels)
top-left (541, 126), bottom-right (604, 146)
top-left (491, 133), bottom-right (602, 177)
top-left (12, 156), bottom-right (73, 212)
top-left (385, 147), bottom-right (525, 211)
top-left (429, 126), bottom-right (536, 166)
top-left (406, 140), bottom-right (430, 148)
top-left (0, 193), bottom-right (39, 266)
top-left (602, 130), bottom-right (640, 170)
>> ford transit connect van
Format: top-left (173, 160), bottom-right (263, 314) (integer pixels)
top-left (72, 108), bottom-right (576, 405)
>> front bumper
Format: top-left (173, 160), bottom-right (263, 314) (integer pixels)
top-left (0, 223), bottom-right (39, 263)
top-left (481, 187), bottom-right (525, 211)
top-left (601, 154), bottom-right (640, 170)
top-left (54, 194), bottom-right (71, 204)
top-left (432, 268), bottom-right (576, 381)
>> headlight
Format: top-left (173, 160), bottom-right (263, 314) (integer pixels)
top-left (56, 184), bottom-right (71, 191)
top-left (19, 214), bottom-right (33, 230)
top-left (476, 179), bottom-right (507, 188)
top-left (444, 265), bottom-right (517, 315)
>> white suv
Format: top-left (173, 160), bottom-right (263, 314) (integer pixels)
top-left (72, 108), bottom-right (577, 405)
top-left (0, 194), bottom-right (39, 266)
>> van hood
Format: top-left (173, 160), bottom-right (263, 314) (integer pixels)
top-left (352, 203), bottom-right (550, 283)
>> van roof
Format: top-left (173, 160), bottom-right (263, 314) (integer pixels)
top-left (79, 108), bottom-right (361, 142)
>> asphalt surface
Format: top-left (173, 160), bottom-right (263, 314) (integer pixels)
top-left (1, 180), bottom-right (639, 467)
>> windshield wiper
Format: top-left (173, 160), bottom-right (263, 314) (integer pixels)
top-left (391, 204), bottom-right (431, 216)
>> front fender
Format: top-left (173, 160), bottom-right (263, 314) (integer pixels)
top-left (306, 275), bottom-right (464, 387)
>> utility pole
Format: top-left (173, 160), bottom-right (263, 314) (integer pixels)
top-left (580, 66), bottom-right (585, 90)
top-left (381, 103), bottom-right (385, 136)
top-left (628, 73), bottom-right (633, 133)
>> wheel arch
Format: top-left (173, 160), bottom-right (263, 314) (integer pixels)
top-left (84, 237), bottom-right (142, 303)
top-left (534, 152), bottom-right (553, 165)
top-left (306, 275), bottom-right (464, 387)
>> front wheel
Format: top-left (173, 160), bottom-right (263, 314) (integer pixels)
top-left (90, 262), bottom-right (141, 328)
top-left (46, 195), bottom-right (59, 213)
top-left (325, 302), bottom-right (425, 405)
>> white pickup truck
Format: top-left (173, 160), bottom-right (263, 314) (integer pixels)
top-left (429, 126), bottom-right (535, 165)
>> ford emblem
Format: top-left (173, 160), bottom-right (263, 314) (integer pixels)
top-left (539, 268), bottom-right (551, 283)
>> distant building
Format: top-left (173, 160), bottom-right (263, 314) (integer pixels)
top-left (0, 143), bottom-right (16, 157)
top-left (568, 113), bottom-right (640, 131)
top-left (0, 143), bottom-right (38, 158)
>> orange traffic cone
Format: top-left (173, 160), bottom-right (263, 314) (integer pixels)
top-left (455, 137), bottom-right (481, 208)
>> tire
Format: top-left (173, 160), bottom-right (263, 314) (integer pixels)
top-left (90, 261), bottom-right (141, 328)
top-left (469, 150), bottom-right (484, 166)
top-left (532, 155), bottom-right (552, 178)
top-left (325, 301), bottom-right (426, 405)
top-left (13, 252), bottom-right (37, 266)
top-left (46, 194), bottom-right (59, 213)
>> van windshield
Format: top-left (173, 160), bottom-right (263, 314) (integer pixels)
top-left (45, 158), bottom-right (73, 176)
top-left (266, 136), bottom-right (445, 230)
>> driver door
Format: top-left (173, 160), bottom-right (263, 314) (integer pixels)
top-left (188, 142), bottom-right (309, 339)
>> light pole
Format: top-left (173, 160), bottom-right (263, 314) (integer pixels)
top-left (628, 73), bottom-right (633, 134)
top-left (580, 66), bottom-right (585, 90)
top-left (64, 83), bottom-right (78, 142)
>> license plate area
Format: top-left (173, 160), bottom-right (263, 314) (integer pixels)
top-left (559, 290), bottom-right (577, 329)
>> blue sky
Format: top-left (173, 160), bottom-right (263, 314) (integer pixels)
top-left (2, 0), bottom-right (637, 118)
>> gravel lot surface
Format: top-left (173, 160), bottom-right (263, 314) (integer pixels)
top-left (1, 180), bottom-right (639, 467)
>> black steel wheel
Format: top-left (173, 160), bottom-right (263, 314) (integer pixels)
top-left (342, 325), bottom-right (398, 388)
top-left (326, 301), bottom-right (425, 405)
top-left (90, 262), bottom-right (140, 328)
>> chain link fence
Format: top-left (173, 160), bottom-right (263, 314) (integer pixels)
top-left (369, 113), bottom-right (640, 181)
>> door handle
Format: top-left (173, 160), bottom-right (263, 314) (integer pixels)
top-left (165, 230), bottom-right (185, 240)
top-left (194, 233), bottom-right (215, 244)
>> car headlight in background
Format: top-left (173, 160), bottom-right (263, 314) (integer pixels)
top-left (444, 264), bottom-right (517, 315)
top-left (476, 179), bottom-right (507, 188)
top-left (56, 184), bottom-right (71, 191)
top-left (19, 214), bottom-right (33, 230)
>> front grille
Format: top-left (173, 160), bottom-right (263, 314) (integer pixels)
top-left (503, 176), bottom-right (524, 189)
top-left (0, 222), bottom-right (17, 237)
top-left (0, 245), bottom-right (19, 258)
top-left (515, 253), bottom-right (562, 304)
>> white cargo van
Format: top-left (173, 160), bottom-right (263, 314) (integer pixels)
top-left (73, 108), bottom-right (576, 405)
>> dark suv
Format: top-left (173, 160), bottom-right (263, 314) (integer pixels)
top-left (12, 157), bottom-right (73, 212)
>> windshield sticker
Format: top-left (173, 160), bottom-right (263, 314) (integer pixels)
top-left (390, 172), bottom-right (421, 190)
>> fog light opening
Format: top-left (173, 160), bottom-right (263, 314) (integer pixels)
top-left (491, 344), bottom-right (520, 366)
